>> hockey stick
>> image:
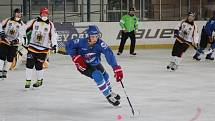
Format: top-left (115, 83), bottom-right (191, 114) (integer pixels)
top-left (175, 35), bottom-right (213, 55)
top-left (175, 35), bottom-right (198, 50)
top-left (120, 81), bottom-right (135, 116)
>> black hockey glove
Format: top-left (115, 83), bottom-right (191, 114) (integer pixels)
top-left (10, 39), bottom-right (19, 45)
top-left (174, 30), bottom-right (179, 38)
top-left (51, 45), bottom-right (57, 53)
top-left (0, 31), bottom-right (6, 40)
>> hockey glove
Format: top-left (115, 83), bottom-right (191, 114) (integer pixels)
top-left (174, 30), bottom-right (179, 38)
top-left (113, 65), bottom-right (123, 82)
top-left (72, 55), bottom-right (87, 71)
top-left (51, 45), bottom-right (58, 53)
top-left (0, 31), bottom-right (6, 40)
top-left (10, 39), bottom-right (19, 45)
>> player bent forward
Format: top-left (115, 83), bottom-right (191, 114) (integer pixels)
top-left (66, 25), bottom-right (123, 106)
top-left (167, 12), bottom-right (199, 71)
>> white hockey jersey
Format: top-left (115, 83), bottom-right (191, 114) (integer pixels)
top-left (1, 17), bottom-right (26, 45)
top-left (175, 20), bottom-right (199, 44)
top-left (26, 17), bottom-right (57, 53)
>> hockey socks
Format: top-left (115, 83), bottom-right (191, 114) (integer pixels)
top-left (92, 70), bottom-right (121, 106)
top-left (92, 70), bottom-right (111, 97)
top-left (102, 71), bottom-right (112, 92)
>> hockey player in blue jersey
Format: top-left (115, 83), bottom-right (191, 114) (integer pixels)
top-left (193, 11), bottom-right (215, 61)
top-left (66, 25), bottom-right (123, 106)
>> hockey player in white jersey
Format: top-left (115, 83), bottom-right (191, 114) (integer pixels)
top-left (167, 12), bottom-right (199, 71)
top-left (0, 8), bottom-right (26, 79)
top-left (24, 7), bottom-right (57, 88)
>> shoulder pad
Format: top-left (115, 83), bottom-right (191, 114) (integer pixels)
top-left (99, 40), bottom-right (108, 49)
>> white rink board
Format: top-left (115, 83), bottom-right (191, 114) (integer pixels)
top-left (75, 21), bottom-right (206, 46)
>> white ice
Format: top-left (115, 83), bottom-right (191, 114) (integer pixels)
top-left (0, 49), bottom-right (215, 121)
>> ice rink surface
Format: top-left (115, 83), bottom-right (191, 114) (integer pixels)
top-left (0, 49), bottom-right (215, 121)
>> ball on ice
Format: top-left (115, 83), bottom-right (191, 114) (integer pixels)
top-left (117, 114), bottom-right (123, 120)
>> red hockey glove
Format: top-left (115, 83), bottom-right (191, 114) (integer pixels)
top-left (113, 65), bottom-right (123, 82)
top-left (72, 55), bottom-right (87, 71)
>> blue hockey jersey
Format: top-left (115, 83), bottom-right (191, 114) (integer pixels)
top-left (66, 38), bottom-right (118, 68)
top-left (204, 18), bottom-right (215, 36)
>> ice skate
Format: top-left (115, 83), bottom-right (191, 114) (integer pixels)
top-left (106, 94), bottom-right (120, 107)
top-left (167, 62), bottom-right (174, 69)
top-left (110, 91), bottom-right (121, 100)
top-left (205, 54), bottom-right (214, 60)
top-left (167, 62), bottom-right (178, 71)
top-left (170, 62), bottom-right (178, 71)
top-left (193, 54), bottom-right (201, 61)
top-left (25, 80), bottom-right (31, 88)
top-left (33, 79), bottom-right (43, 88)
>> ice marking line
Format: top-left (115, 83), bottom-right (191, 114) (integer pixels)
top-left (189, 107), bottom-right (202, 121)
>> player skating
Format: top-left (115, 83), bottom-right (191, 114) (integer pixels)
top-left (0, 8), bottom-right (26, 79)
top-left (66, 25), bottom-right (123, 106)
top-left (24, 7), bottom-right (57, 88)
top-left (193, 11), bottom-right (215, 61)
top-left (167, 12), bottom-right (199, 71)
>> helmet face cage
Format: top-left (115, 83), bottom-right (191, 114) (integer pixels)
top-left (40, 7), bottom-right (49, 15)
top-left (187, 11), bottom-right (195, 17)
top-left (88, 33), bottom-right (102, 39)
top-left (13, 8), bottom-right (22, 17)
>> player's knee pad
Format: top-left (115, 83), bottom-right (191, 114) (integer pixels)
top-left (26, 59), bottom-right (34, 69)
top-left (172, 50), bottom-right (181, 57)
top-left (7, 56), bottom-right (14, 62)
top-left (92, 70), bottom-right (104, 84)
top-left (26, 53), bottom-right (34, 69)
top-left (35, 61), bottom-right (43, 70)
top-left (0, 54), bottom-right (6, 61)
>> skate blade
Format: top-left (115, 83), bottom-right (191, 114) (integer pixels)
top-left (32, 87), bottom-right (41, 90)
top-left (166, 67), bottom-right (175, 72)
top-left (114, 105), bottom-right (122, 108)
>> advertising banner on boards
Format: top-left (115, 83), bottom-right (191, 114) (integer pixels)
top-left (55, 21), bottom-right (206, 52)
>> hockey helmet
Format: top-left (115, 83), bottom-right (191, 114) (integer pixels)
top-left (86, 25), bottom-right (101, 38)
top-left (129, 7), bottom-right (135, 12)
top-left (40, 7), bottom-right (49, 15)
top-left (14, 8), bottom-right (22, 14)
top-left (187, 11), bottom-right (195, 17)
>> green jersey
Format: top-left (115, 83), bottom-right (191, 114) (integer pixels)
top-left (120, 14), bottom-right (138, 32)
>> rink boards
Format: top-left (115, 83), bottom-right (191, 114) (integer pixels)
top-left (55, 21), bottom-right (206, 52)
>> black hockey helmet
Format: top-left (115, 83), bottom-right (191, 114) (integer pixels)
top-left (14, 8), bottom-right (22, 13)
top-left (129, 7), bottom-right (135, 11)
top-left (187, 11), bottom-right (195, 17)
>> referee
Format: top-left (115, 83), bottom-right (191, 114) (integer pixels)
top-left (117, 7), bottom-right (138, 55)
